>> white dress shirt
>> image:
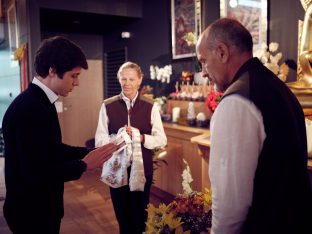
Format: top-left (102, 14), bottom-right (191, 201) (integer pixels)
top-left (95, 92), bottom-right (167, 149)
top-left (209, 94), bottom-right (266, 234)
top-left (32, 77), bottom-right (58, 104)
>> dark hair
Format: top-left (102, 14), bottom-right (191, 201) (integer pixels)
top-left (34, 36), bottom-right (88, 78)
top-left (208, 18), bottom-right (253, 53)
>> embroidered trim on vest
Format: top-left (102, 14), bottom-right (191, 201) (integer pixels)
top-left (139, 95), bottom-right (154, 104)
top-left (104, 94), bottom-right (122, 105)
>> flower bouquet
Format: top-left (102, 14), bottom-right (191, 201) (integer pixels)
top-left (145, 160), bottom-right (212, 234)
top-left (205, 89), bottom-right (224, 113)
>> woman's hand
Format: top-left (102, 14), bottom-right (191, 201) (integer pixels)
top-left (125, 125), bottom-right (132, 139)
top-left (125, 125), bottom-right (144, 143)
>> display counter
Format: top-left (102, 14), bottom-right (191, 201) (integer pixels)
top-left (152, 101), bottom-right (312, 199)
top-left (152, 122), bottom-right (210, 197)
top-left (152, 122), bottom-right (312, 199)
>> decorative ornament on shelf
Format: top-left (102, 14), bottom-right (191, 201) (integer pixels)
top-left (180, 70), bottom-right (193, 83)
top-left (187, 102), bottom-right (196, 126)
top-left (196, 112), bottom-right (209, 128)
top-left (13, 43), bottom-right (27, 61)
top-left (169, 81), bottom-right (211, 102)
top-left (140, 85), bottom-right (154, 100)
top-left (145, 159), bottom-right (212, 234)
top-left (254, 42), bottom-right (290, 82)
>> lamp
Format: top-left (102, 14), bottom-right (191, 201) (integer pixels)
top-left (121, 32), bottom-right (131, 39)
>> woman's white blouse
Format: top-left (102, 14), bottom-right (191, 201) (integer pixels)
top-left (95, 93), bottom-right (167, 150)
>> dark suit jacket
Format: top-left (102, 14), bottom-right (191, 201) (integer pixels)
top-left (2, 83), bottom-right (88, 231)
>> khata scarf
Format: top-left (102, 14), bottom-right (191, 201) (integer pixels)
top-left (101, 127), bottom-right (146, 191)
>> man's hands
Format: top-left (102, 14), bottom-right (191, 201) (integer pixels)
top-left (82, 143), bottom-right (116, 171)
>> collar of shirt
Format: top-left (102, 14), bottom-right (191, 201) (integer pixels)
top-left (121, 91), bottom-right (138, 110)
top-left (32, 77), bottom-right (58, 104)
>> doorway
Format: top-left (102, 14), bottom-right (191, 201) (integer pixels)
top-left (58, 60), bottom-right (103, 147)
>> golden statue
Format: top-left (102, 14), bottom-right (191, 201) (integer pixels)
top-left (287, 0), bottom-right (312, 106)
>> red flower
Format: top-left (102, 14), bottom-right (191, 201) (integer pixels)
top-left (205, 90), bottom-right (224, 113)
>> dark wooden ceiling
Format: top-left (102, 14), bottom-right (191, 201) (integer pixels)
top-left (40, 8), bottom-right (139, 35)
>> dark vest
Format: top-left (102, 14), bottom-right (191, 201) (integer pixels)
top-left (223, 58), bottom-right (312, 234)
top-left (104, 94), bottom-right (154, 176)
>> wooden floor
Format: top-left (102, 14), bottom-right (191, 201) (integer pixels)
top-left (0, 170), bottom-right (165, 234)
top-left (61, 170), bottom-right (119, 233)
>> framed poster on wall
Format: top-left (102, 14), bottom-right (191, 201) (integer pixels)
top-left (7, 1), bottom-right (18, 55)
top-left (171, 0), bottom-right (201, 59)
top-left (220, 0), bottom-right (268, 52)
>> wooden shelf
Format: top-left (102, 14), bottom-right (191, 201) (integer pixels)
top-left (166, 99), bottom-right (212, 120)
top-left (153, 122), bottom-right (210, 196)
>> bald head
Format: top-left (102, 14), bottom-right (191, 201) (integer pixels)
top-left (196, 18), bottom-right (253, 91)
top-left (202, 18), bottom-right (253, 53)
